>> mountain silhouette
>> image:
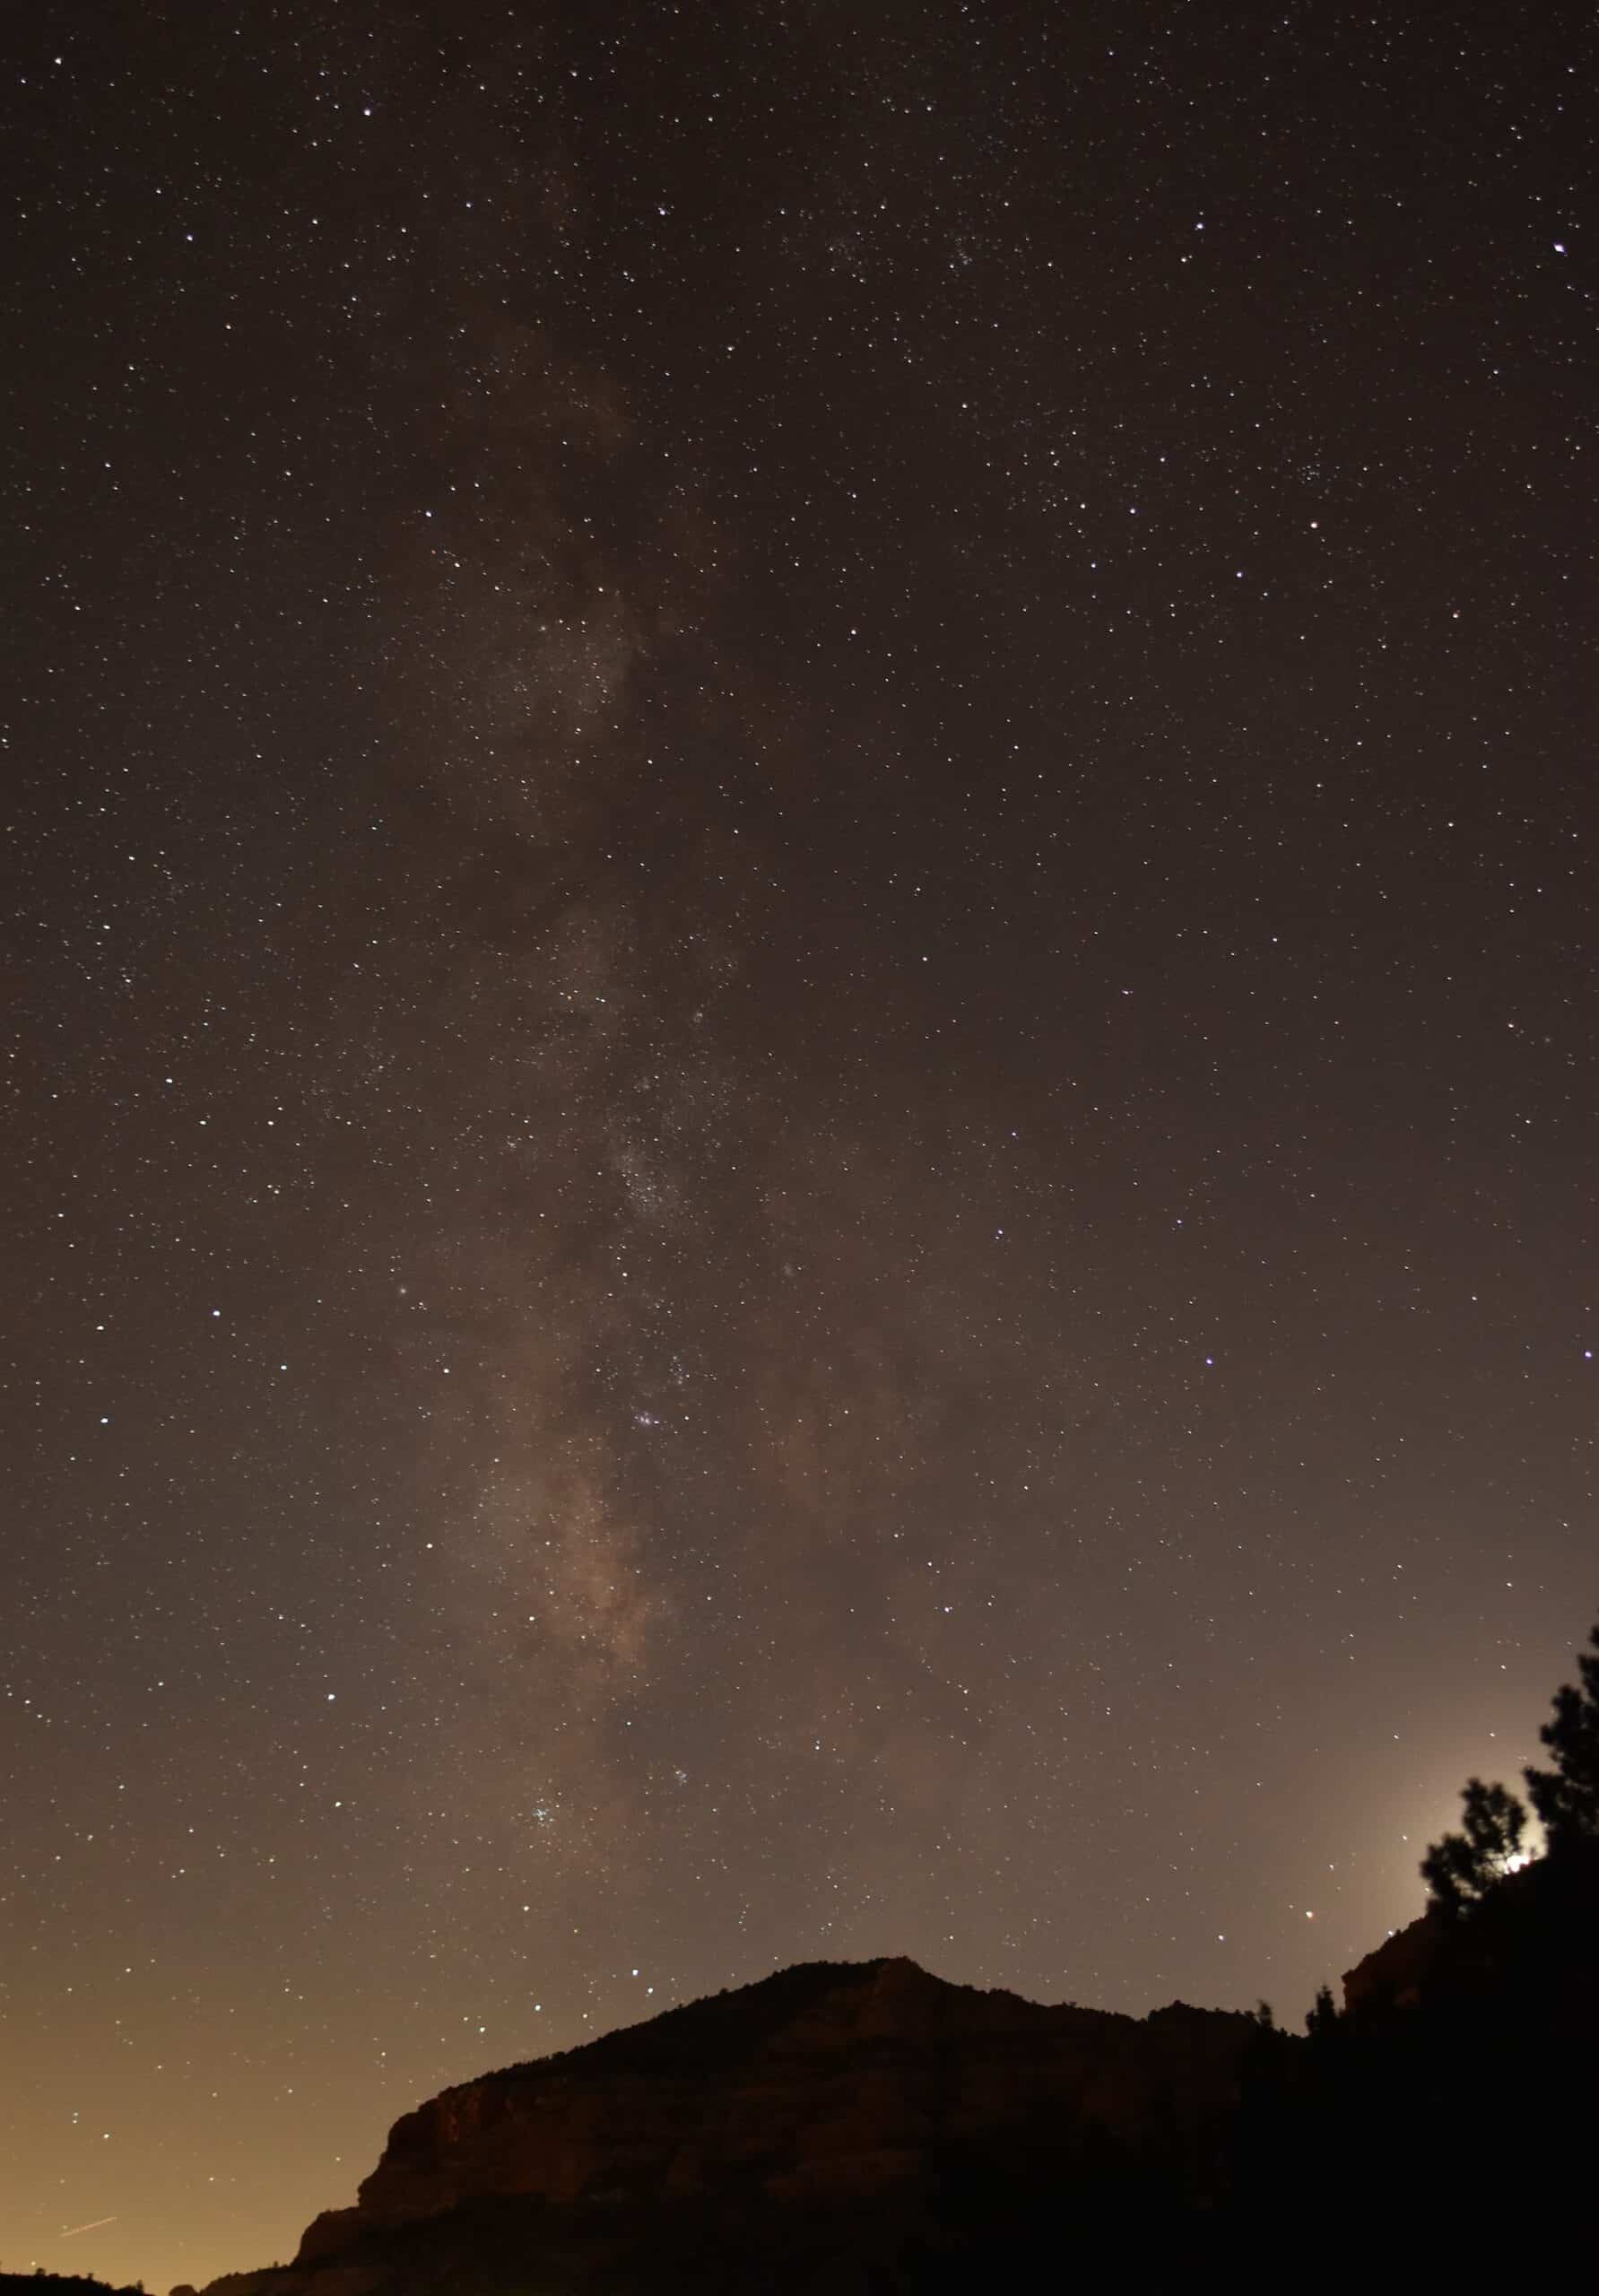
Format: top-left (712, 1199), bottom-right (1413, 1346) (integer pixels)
top-left (180, 1955), bottom-right (1262, 2293)
top-left (171, 1838), bottom-right (1599, 2296)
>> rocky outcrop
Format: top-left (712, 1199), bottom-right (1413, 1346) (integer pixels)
top-left (1341, 1914), bottom-right (1443, 2017)
top-left (207, 1958), bottom-right (1260, 2293)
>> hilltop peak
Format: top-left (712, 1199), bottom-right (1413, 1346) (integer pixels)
top-left (197, 1957), bottom-right (1249, 2294)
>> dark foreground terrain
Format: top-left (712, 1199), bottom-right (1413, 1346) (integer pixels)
top-left (175, 1847), bottom-right (1598, 2293)
top-left (0, 2278), bottom-right (146, 2296)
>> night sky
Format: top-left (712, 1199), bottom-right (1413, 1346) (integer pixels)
top-left (4, 2), bottom-right (1593, 2283)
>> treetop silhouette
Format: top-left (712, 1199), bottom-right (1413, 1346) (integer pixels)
top-left (1422, 1612), bottom-right (1599, 1914)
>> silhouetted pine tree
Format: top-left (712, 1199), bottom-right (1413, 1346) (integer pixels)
top-left (1305, 1984), bottom-right (1339, 2040)
top-left (1420, 1776), bottom-right (1527, 1915)
top-left (1524, 1618), bottom-right (1599, 1849)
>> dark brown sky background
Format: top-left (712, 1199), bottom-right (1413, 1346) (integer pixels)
top-left (4, 2), bottom-right (1593, 2284)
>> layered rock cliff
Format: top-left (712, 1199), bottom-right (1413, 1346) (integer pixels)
top-left (204, 1957), bottom-right (1260, 2294)
top-left (1340, 1912), bottom-right (1440, 2016)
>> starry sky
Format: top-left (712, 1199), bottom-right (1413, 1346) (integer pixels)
top-left (4, 2), bottom-right (1593, 2284)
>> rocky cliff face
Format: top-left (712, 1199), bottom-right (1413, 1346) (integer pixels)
top-left (206, 1958), bottom-right (1258, 2293)
top-left (1341, 1913), bottom-right (1441, 2016)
